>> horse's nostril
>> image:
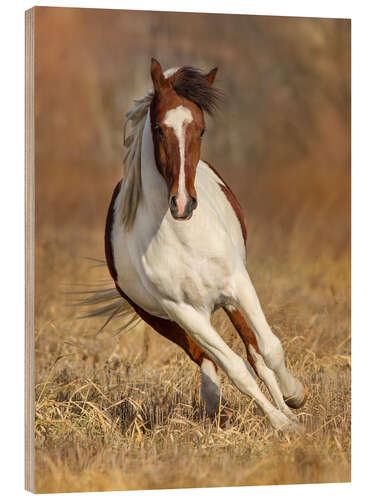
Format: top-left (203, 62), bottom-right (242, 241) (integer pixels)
top-left (170, 195), bottom-right (178, 209)
top-left (191, 197), bottom-right (198, 210)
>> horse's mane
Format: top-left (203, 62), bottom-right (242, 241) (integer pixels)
top-left (171, 66), bottom-right (221, 116)
top-left (118, 66), bottom-right (221, 229)
top-left (118, 91), bottom-right (153, 229)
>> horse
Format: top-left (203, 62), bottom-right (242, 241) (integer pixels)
top-left (82, 58), bottom-right (307, 431)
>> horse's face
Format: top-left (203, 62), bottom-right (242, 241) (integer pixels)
top-left (150, 59), bottom-right (217, 220)
top-left (150, 94), bottom-right (203, 220)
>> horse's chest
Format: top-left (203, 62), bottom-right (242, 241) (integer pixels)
top-left (140, 224), bottom-right (236, 308)
top-left (113, 193), bottom-right (242, 315)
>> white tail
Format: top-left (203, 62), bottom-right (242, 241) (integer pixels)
top-left (68, 260), bottom-right (142, 336)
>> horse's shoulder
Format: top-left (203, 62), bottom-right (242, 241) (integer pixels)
top-left (200, 161), bottom-right (247, 244)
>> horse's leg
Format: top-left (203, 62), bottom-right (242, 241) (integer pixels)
top-left (234, 273), bottom-right (307, 409)
top-left (163, 302), bottom-right (296, 431)
top-left (224, 307), bottom-right (297, 420)
top-left (129, 305), bottom-right (222, 418)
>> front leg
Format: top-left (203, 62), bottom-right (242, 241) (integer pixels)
top-left (163, 301), bottom-right (297, 431)
top-left (225, 306), bottom-right (298, 420)
top-left (234, 272), bottom-right (308, 409)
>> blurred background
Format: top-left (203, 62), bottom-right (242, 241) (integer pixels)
top-left (35, 7), bottom-right (350, 243)
top-left (34, 7), bottom-right (350, 492)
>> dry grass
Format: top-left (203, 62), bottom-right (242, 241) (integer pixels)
top-left (34, 207), bottom-right (350, 493)
top-left (33, 7), bottom-right (350, 493)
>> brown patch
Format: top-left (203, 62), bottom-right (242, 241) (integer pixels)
top-left (105, 181), bottom-right (215, 368)
top-left (115, 282), bottom-right (215, 368)
top-left (205, 162), bottom-right (247, 243)
top-left (119, 296), bottom-right (209, 367)
top-left (225, 307), bottom-right (259, 373)
top-left (104, 180), bottom-right (122, 281)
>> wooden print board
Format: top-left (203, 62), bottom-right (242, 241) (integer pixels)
top-left (25, 6), bottom-right (351, 494)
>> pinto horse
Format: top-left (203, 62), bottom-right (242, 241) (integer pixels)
top-left (85, 59), bottom-right (307, 430)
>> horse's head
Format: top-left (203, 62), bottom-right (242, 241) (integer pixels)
top-left (149, 58), bottom-right (218, 220)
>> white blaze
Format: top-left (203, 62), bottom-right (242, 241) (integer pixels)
top-left (163, 105), bottom-right (193, 215)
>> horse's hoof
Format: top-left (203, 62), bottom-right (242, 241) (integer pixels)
top-left (281, 421), bottom-right (304, 435)
top-left (281, 405), bottom-right (300, 422)
top-left (273, 414), bottom-right (304, 434)
top-left (269, 410), bottom-right (295, 432)
top-left (284, 384), bottom-right (308, 409)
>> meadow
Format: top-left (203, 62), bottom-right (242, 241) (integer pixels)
top-left (33, 8), bottom-right (350, 492)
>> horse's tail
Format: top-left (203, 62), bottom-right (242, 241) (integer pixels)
top-left (67, 259), bottom-right (142, 336)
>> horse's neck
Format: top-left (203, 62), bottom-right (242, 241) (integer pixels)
top-left (140, 111), bottom-right (169, 216)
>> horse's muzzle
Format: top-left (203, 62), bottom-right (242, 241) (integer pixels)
top-left (169, 194), bottom-right (198, 220)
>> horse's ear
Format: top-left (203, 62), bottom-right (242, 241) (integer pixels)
top-left (204, 67), bottom-right (218, 86)
top-left (150, 58), bottom-right (170, 93)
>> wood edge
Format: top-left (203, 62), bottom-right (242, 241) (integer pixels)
top-left (25, 6), bottom-right (35, 494)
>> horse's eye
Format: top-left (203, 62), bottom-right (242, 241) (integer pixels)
top-left (200, 128), bottom-right (205, 137)
top-left (155, 125), bottom-right (164, 138)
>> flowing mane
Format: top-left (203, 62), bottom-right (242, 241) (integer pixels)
top-left (118, 91), bottom-right (153, 228)
top-left (118, 66), bottom-right (222, 229)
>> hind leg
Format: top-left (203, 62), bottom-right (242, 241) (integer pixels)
top-left (200, 357), bottom-right (221, 417)
top-left (234, 273), bottom-right (307, 409)
top-left (128, 302), bottom-right (225, 417)
top-left (225, 307), bottom-right (297, 420)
